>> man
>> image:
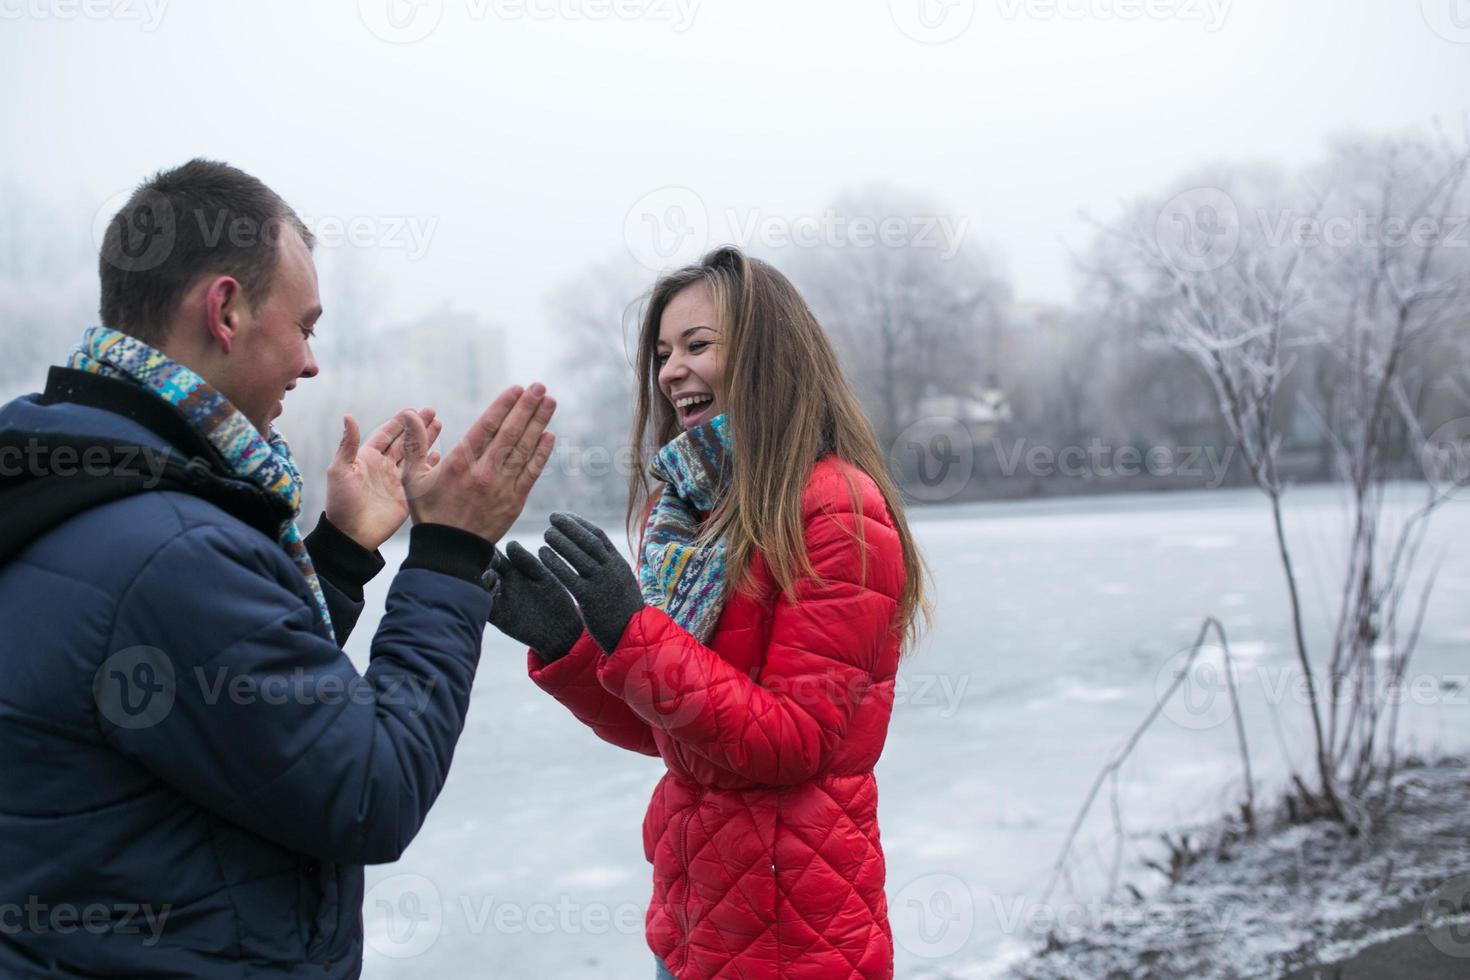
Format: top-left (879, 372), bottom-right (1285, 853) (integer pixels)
top-left (0, 159), bottom-right (556, 977)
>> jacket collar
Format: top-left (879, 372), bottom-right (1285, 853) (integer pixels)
top-left (0, 368), bottom-right (290, 566)
top-left (38, 366), bottom-right (228, 469)
top-left (30, 364), bottom-right (286, 522)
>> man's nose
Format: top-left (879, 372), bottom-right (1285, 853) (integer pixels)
top-left (300, 347), bottom-right (320, 379)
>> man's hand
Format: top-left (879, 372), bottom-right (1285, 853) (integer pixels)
top-left (325, 408), bottom-right (443, 551)
top-left (399, 384), bottom-right (556, 545)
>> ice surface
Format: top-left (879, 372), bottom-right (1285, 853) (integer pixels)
top-left (341, 485), bottom-right (1470, 978)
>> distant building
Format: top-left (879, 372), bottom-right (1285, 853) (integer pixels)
top-left (916, 385), bottom-right (1012, 435)
top-left (1003, 301), bottom-right (1069, 334)
top-left (375, 307), bottom-right (508, 407)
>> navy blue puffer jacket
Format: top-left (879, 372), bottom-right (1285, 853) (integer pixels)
top-left (0, 367), bottom-right (496, 978)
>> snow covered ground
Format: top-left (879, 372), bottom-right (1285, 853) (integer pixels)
top-left (1007, 759), bottom-right (1470, 980)
top-left (343, 483), bottom-right (1470, 979)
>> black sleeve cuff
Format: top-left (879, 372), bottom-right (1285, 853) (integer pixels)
top-left (402, 523), bottom-right (497, 587)
top-left (305, 511), bottom-right (386, 602)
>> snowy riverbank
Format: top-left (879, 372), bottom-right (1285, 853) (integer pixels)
top-left (978, 758), bottom-right (1470, 980)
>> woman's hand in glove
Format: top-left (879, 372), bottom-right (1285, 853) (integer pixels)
top-left (538, 512), bottom-right (645, 655)
top-left (482, 540), bottom-right (584, 663)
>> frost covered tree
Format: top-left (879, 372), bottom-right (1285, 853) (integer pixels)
top-left (1083, 125), bottom-right (1470, 821)
top-left (785, 186), bottom-right (1012, 446)
top-left (534, 257), bottom-right (647, 516)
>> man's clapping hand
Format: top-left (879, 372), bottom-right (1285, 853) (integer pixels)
top-left (325, 407), bottom-right (444, 551)
top-left (398, 383), bottom-right (557, 545)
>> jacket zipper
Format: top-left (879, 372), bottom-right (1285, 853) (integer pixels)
top-left (772, 806), bottom-right (780, 971)
top-left (676, 810), bottom-right (690, 889)
top-left (677, 806), bottom-right (691, 972)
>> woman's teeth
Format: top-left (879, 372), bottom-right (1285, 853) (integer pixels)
top-left (676, 395), bottom-right (712, 411)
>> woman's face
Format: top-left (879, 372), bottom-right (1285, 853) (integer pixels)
top-left (656, 284), bottom-right (726, 430)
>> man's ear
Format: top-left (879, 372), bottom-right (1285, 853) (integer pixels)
top-left (203, 275), bottom-right (245, 355)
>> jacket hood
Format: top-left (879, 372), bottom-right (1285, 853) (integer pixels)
top-left (0, 366), bottom-right (291, 565)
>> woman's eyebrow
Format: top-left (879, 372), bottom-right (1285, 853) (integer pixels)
top-left (656, 325), bottom-right (714, 348)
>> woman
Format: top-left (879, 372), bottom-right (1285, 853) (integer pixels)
top-left (483, 245), bottom-right (930, 979)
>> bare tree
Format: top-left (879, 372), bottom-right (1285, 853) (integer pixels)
top-left (1295, 129), bottom-right (1470, 799)
top-left (534, 257), bottom-right (648, 515)
top-left (1082, 127), bottom-right (1470, 821)
top-left (786, 186), bottom-right (1011, 445)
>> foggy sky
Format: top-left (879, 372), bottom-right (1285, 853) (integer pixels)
top-left (3, 0), bottom-right (1467, 392)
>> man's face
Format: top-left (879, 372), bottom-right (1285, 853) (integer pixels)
top-left (226, 229), bottom-right (321, 433)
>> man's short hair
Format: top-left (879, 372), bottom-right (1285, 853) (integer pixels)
top-left (98, 158), bottom-right (315, 346)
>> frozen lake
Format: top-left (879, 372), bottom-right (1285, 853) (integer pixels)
top-left (347, 484), bottom-right (1470, 979)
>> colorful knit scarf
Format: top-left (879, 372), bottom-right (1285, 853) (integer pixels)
top-left (640, 413), bottom-right (733, 644)
top-left (68, 325), bottom-right (335, 641)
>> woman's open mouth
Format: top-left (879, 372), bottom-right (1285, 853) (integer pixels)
top-left (675, 393), bottom-right (716, 427)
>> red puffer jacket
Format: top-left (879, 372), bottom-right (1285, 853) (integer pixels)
top-left (527, 456), bottom-right (904, 979)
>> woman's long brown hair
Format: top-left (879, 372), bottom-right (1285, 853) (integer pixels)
top-left (625, 245), bottom-right (932, 654)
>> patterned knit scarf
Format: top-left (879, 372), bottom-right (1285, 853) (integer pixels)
top-left (640, 413), bottom-right (733, 644)
top-left (68, 325), bottom-right (335, 641)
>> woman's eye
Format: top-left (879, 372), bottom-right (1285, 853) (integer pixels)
top-left (689, 342), bottom-right (708, 353)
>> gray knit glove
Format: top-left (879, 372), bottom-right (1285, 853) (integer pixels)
top-left (538, 512), bottom-right (646, 655)
top-left (481, 541), bottom-right (583, 664)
